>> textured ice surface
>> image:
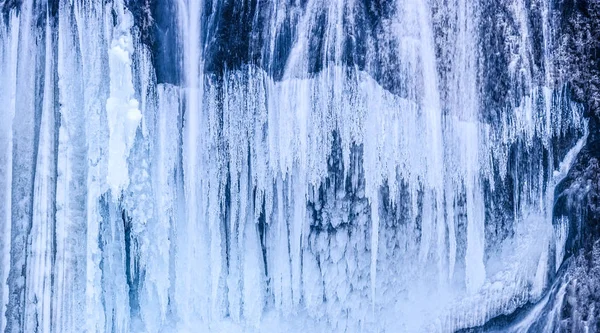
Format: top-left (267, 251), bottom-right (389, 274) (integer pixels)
top-left (0, 0), bottom-right (590, 332)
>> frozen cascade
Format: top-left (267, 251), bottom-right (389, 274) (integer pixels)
top-left (0, 0), bottom-right (592, 332)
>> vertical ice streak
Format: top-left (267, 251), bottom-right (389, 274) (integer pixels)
top-left (177, 0), bottom-right (209, 326)
top-left (462, 123), bottom-right (486, 293)
top-left (0, 10), bottom-right (19, 333)
top-left (24, 10), bottom-right (56, 332)
top-left (70, 0), bottom-right (110, 331)
top-left (139, 83), bottom-right (180, 332)
top-left (68, 1), bottom-right (112, 332)
top-left (55, 0), bottom-right (89, 330)
top-left (6, 1), bottom-right (38, 330)
top-left (416, 0), bottom-right (444, 270)
top-left (453, 0), bottom-right (486, 293)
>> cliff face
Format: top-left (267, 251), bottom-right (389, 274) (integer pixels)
top-left (549, 0), bottom-right (600, 325)
top-left (557, 0), bottom-right (600, 119)
top-left (467, 1), bottom-right (600, 331)
top-left (552, 0), bottom-right (600, 254)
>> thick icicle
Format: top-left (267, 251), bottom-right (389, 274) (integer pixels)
top-left (105, 0), bottom-right (142, 195)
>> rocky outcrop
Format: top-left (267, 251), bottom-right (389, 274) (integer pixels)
top-left (556, 0), bottom-right (600, 126)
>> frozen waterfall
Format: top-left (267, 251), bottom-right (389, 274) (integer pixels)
top-left (0, 0), bottom-right (591, 332)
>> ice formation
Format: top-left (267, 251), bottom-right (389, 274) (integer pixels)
top-left (0, 0), bottom-right (591, 332)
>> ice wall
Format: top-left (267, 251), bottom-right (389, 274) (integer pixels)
top-left (0, 0), bottom-right (587, 332)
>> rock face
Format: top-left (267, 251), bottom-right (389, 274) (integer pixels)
top-left (555, 137), bottom-right (600, 255)
top-left (461, 1), bottom-right (600, 331)
top-left (556, 0), bottom-right (600, 119)
top-left (545, 1), bottom-right (600, 329)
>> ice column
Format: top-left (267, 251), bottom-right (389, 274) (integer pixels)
top-left (106, 0), bottom-right (142, 195)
